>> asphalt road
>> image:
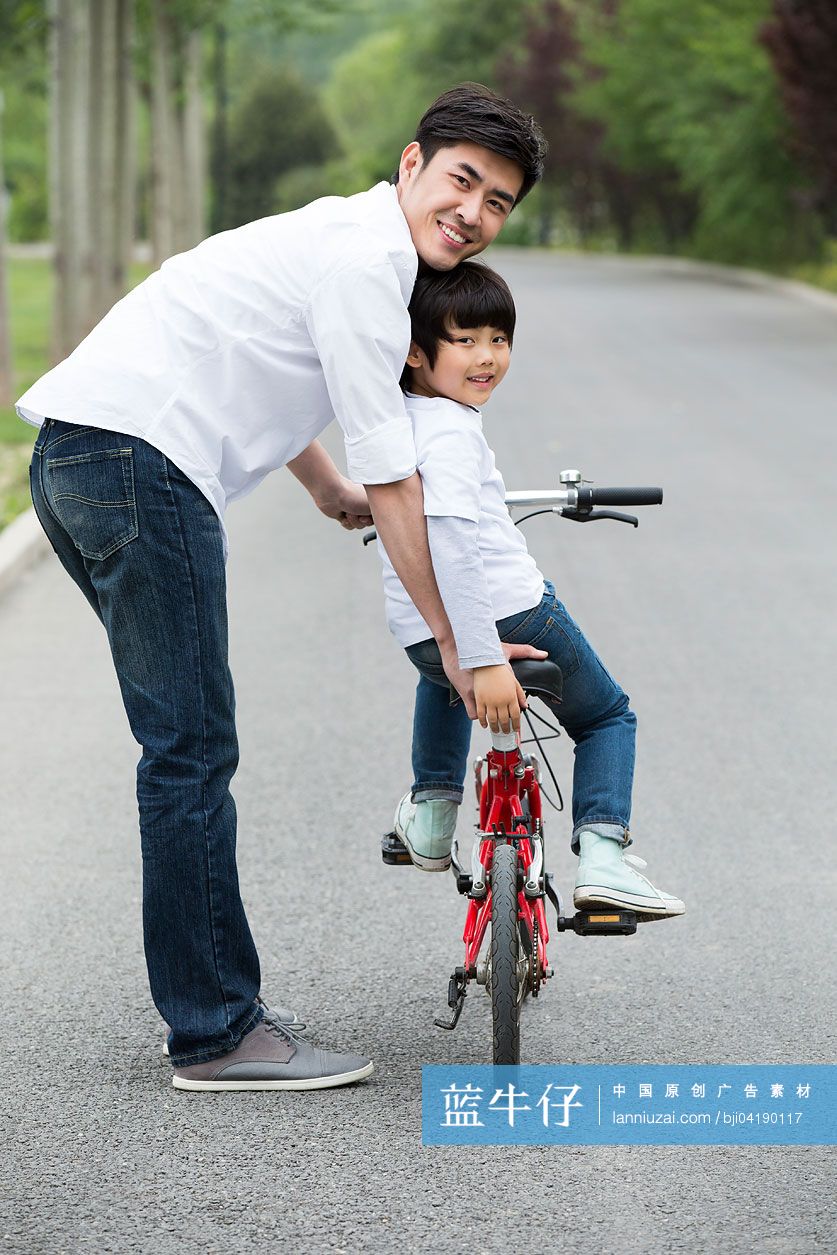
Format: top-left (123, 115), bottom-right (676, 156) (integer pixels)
top-left (2, 253), bottom-right (835, 1253)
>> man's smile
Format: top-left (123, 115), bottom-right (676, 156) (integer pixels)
top-left (437, 220), bottom-right (474, 248)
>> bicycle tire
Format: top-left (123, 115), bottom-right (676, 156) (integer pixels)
top-left (490, 841), bottom-right (521, 1064)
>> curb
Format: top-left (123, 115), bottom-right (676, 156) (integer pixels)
top-left (491, 247), bottom-right (837, 316)
top-left (622, 254), bottom-right (837, 317)
top-left (0, 507), bottom-right (49, 601)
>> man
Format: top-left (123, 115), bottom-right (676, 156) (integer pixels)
top-left (18, 83), bottom-right (547, 1091)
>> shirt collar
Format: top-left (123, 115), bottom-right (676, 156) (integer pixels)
top-left (404, 391), bottom-right (481, 415)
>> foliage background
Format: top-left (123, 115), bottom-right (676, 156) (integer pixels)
top-left (0, 0), bottom-right (835, 527)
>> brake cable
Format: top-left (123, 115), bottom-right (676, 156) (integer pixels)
top-left (520, 704), bottom-right (564, 813)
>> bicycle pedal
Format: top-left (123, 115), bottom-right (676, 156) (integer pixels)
top-left (569, 908), bottom-right (638, 936)
top-left (381, 830), bottom-right (412, 866)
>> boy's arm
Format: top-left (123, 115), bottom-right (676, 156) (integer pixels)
top-left (415, 419), bottom-right (543, 733)
top-left (427, 515), bottom-right (529, 734)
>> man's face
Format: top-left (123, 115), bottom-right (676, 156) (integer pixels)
top-left (396, 141), bottom-right (524, 270)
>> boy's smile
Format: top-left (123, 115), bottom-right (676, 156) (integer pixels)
top-left (396, 142), bottom-right (523, 270)
top-left (407, 323), bottom-right (511, 406)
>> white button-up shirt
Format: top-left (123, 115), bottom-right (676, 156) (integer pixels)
top-left (17, 183), bottom-right (419, 543)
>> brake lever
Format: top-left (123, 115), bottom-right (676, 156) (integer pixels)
top-left (362, 528), bottom-right (378, 545)
top-left (560, 509), bottom-right (638, 527)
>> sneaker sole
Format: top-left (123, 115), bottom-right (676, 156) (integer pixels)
top-left (393, 809), bottom-right (451, 873)
top-left (574, 885), bottom-right (685, 916)
top-left (399, 841), bottom-right (451, 873)
top-left (171, 1061), bottom-right (374, 1091)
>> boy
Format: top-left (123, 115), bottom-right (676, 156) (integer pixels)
top-left (378, 263), bottom-right (684, 917)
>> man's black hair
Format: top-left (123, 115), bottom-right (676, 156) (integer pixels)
top-left (394, 82), bottom-right (547, 205)
top-left (401, 262), bottom-right (516, 390)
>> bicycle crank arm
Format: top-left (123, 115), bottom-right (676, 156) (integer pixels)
top-left (434, 966), bottom-right (468, 1030)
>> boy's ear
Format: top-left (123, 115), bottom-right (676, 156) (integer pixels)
top-left (406, 340), bottom-right (424, 368)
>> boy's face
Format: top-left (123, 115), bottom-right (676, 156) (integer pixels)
top-left (407, 322), bottom-right (511, 407)
top-left (396, 141), bottom-right (523, 270)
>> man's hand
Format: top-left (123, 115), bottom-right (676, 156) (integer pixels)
top-left (286, 442), bottom-right (373, 530)
top-left (501, 642), bottom-right (549, 666)
top-left (315, 476), bottom-right (373, 530)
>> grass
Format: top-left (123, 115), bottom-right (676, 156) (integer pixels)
top-left (0, 258), bottom-right (149, 529)
top-left (0, 256), bottom-right (52, 445)
top-left (791, 241), bottom-right (837, 294)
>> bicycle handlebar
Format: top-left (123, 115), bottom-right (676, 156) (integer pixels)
top-left (504, 485), bottom-right (663, 510)
top-left (362, 476), bottom-right (663, 543)
top-left (576, 486), bottom-right (663, 508)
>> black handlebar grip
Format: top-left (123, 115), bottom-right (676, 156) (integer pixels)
top-left (576, 486), bottom-right (663, 508)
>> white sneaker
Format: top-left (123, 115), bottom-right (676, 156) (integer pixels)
top-left (393, 792), bottom-right (458, 872)
top-left (574, 830), bottom-right (685, 918)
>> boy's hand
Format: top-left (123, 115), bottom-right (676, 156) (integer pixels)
top-left (440, 642), bottom-right (549, 725)
top-left (440, 640), bottom-right (477, 719)
top-left (474, 663), bottom-right (527, 734)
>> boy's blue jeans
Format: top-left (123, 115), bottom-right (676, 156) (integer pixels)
top-left (405, 581), bottom-right (636, 855)
top-left (30, 420), bottom-right (263, 1066)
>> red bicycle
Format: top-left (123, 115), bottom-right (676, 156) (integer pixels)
top-left (371, 470), bottom-right (664, 1064)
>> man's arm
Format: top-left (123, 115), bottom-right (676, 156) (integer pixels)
top-left (367, 477), bottom-right (545, 727)
top-left (287, 440), bottom-right (372, 529)
top-left (365, 474), bottom-right (479, 719)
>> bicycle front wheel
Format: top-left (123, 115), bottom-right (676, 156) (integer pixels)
top-left (490, 841), bottom-right (521, 1064)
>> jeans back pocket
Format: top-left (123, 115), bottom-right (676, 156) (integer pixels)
top-left (47, 448), bottom-right (138, 560)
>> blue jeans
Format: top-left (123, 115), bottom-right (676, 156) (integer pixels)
top-left (30, 420), bottom-right (262, 1065)
top-left (405, 581), bottom-right (636, 855)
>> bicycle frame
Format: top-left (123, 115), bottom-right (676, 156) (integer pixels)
top-left (462, 739), bottom-right (550, 987)
top-left (372, 467), bottom-right (662, 1052)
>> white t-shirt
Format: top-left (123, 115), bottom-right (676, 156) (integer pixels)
top-left (16, 182), bottom-right (418, 548)
top-left (378, 394), bottom-right (545, 648)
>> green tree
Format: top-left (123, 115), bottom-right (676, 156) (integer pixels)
top-left (577, 0), bottom-right (818, 265)
top-left (324, 0), bottom-right (532, 200)
top-left (223, 65), bottom-right (338, 227)
top-left (324, 27), bottom-right (426, 190)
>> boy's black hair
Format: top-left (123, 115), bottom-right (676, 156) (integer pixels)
top-left (401, 262), bottom-right (516, 390)
top-left (394, 82), bottom-right (546, 205)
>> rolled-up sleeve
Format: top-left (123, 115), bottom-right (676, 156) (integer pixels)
top-left (305, 261), bottom-right (417, 485)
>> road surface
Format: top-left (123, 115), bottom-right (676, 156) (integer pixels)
top-left (2, 253), bottom-right (835, 1252)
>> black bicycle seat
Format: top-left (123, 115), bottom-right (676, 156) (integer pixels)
top-left (510, 659), bottom-right (563, 704)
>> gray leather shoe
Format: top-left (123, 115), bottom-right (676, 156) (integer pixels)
top-left (171, 1020), bottom-right (374, 1091)
top-left (162, 996), bottom-right (305, 1057)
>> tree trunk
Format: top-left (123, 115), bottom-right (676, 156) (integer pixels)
top-left (210, 22), bottom-right (228, 235)
top-left (50, 0), bottom-right (92, 363)
top-left (0, 90), bottom-right (13, 406)
top-left (87, 0), bottom-right (107, 327)
top-left (181, 28), bottom-right (205, 250)
top-left (113, 0), bottom-right (136, 302)
top-left (150, 0), bottom-right (175, 266)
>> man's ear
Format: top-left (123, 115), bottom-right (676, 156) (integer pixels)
top-left (399, 141), bottom-right (423, 184)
